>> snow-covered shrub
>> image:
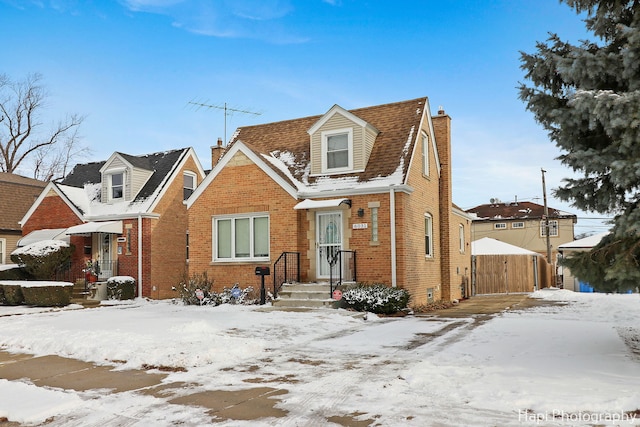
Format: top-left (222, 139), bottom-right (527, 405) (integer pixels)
top-left (218, 284), bottom-right (260, 305)
top-left (341, 283), bottom-right (411, 314)
top-left (21, 282), bottom-right (73, 306)
top-left (175, 271), bottom-right (215, 305)
top-left (10, 240), bottom-right (74, 280)
top-left (174, 273), bottom-right (261, 306)
top-left (107, 276), bottom-right (136, 300)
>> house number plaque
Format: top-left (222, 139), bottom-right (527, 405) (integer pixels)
top-left (352, 223), bottom-right (368, 229)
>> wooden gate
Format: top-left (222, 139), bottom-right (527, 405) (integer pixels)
top-left (472, 254), bottom-right (550, 295)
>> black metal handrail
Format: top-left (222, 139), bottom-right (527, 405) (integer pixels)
top-left (329, 250), bottom-right (356, 297)
top-left (273, 252), bottom-right (300, 298)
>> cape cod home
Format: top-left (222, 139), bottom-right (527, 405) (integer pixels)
top-left (19, 148), bottom-right (205, 298)
top-left (186, 97), bottom-right (472, 306)
top-left (0, 173), bottom-right (47, 265)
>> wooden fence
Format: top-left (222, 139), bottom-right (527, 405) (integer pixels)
top-left (472, 254), bottom-right (553, 295)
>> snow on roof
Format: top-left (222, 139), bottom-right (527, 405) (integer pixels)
top-left (11, 239), bottom-right (69, 257)
top-left (17, 228), bottom-right (69, 247)
top-left (558, 231), bottom-right (610, 249)
top-left (472, 237), bottom-right (539, 255)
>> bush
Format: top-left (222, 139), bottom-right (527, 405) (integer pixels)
top-left (21, 283), bottom-right (73, 306)
top-left (174, 272), bottom-right (260, 306)
top-left (107, 276), bottom-right (136, 300)
top-left (175, 271), bottom-right (215, 305)
top-left (0, 266), bottom-right (33, 281)
top-left (0, 283), bottom-right (24, 305)
top-left (342, 283), bottom-right (411, 314)
top-left (10, 240), bottom-right (74, 280)
top-left (218, 284), bottom-right (260, 305)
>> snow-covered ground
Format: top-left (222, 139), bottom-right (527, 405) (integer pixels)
top-left (0, 289), bottom-right (639, 426)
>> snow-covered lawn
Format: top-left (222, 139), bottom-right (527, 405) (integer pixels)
top-left (0, 289), bottom-right (639, 426)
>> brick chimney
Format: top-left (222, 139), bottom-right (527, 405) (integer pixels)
top-left (211, 137), bottom-right (224, 168)
top-left (432, 107), bottom-right (453, 299)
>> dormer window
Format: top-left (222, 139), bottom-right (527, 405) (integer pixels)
top-left (109, 172), bottom-right (124, 200)
top-left (322, 128), bottom-right (353, 173)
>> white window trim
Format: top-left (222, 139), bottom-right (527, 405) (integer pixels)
top-left (106, 168), bottom-right (126, 202)
top-left (459, 224), bottom-right (465, 253)
top-left (422, 132), bottom-right (429, 176)
top-left (494, 223), bottom-right (507, 229)
top-left (321, 127), bottom-right (353, 173)
top-left (183, 170), bottom-right (197, 200)
top-left (0, 238), bottom-right (5, 264)
top-left (213, 213), bottom-right (270, 262)
top-left (425, 213), bottom-right (433, 258)
top-left (512, 222), bottom-right (525, 229)
top-left (540, 220), bottom-right (559, 237)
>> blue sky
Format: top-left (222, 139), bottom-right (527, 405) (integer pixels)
top-left (1, 0), bottom-right (610, 234)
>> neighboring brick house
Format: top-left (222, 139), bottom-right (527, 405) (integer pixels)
top-left (186, 97), bottom-right (472, 305)
top-left (19, 148), bottom-right (205, 298)
top-left (0, 173), bottom-right (47, 264)
top-left (466, 200), bottom-right (577, 266)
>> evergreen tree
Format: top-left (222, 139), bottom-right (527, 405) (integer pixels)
top-left (519, 0), bottom-right (640, 291)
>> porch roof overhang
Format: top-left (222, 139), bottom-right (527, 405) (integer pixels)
top-left (17, 228), bottom-right (70, 247)
top-left (293, 198), bottom-right (351, 210)
top-left (65, 220), bottom-right (123, 235)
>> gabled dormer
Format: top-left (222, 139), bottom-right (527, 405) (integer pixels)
top-left (99, 152), bottom-right (153, 203)
top-left (308, 104), bottom-right (380, 176)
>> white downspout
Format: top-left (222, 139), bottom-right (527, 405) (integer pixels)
top-left (138, 214), bottom-right (143, 298)
top-left (390, 186), bottom-right (397, 287)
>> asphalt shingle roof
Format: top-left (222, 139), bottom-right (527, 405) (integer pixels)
top-left (61, 149), bottom-right (188, 203)
top-left (466, 201), bottom-right (576, 220)
top-left (226, 97), bottom-right (427, 188)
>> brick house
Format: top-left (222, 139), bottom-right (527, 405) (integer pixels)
top-left (0, 173), bottom-right (47, 265)
top-left (19, 148), bottom-right (205, 298)
top-left (186, 97), bottom-right (472, 306)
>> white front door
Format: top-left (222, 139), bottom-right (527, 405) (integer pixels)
top-left (317, 211), bottom-right (342, 278)
top-left (99, 233), bottom-right (114, 278)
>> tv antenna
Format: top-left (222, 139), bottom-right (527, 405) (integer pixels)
top-left (188, 100), bottom-right (262, 144)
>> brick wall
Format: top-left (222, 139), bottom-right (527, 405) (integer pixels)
top-left (188, 152), bottom-right (301, 293)
top-left (22, 190), bottom-right (83, 234)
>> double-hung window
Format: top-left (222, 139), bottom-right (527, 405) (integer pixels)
top-left (321, 128), bottom-right (353, 173)
top-left (425, 213), bottom-right (433, 257)
top-left (214, 214), bottom-right (269, 261)
top-left (183, 172), bottom-right (196, 200)
top-left (540, 220), bottom-right (559, 237)
top-left (422, 132), bottom-right (429, 176)
top-left (109, 172), bottom-right (124, 201)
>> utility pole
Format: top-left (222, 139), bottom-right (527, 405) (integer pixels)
top-left (188, 101), bottom-right (261, 144)
top-left (541, 168), bottom-right (552, 264)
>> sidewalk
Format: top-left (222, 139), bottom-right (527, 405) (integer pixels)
top-left (0, 350), bottom-right (289, 425)
top-left (426, 293), bottom-right (557, 317)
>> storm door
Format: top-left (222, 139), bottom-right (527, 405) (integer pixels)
top-left (99, 233), bottom-right (114, 279)
top-left (316, 211), bottom-right (343, 278)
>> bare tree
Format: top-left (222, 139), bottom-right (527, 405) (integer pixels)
top-left (0, 72), bottom-right (88, 181)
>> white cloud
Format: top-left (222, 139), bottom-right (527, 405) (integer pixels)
top-left (118, 0), bottom-right (307, 43)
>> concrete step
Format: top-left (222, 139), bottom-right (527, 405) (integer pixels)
top-left (279, 282), bottom-right (331, 293)
top-left (273, 282), bottom-right (337, 308)
top-left (271, 298), bottom-right (336, 308)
